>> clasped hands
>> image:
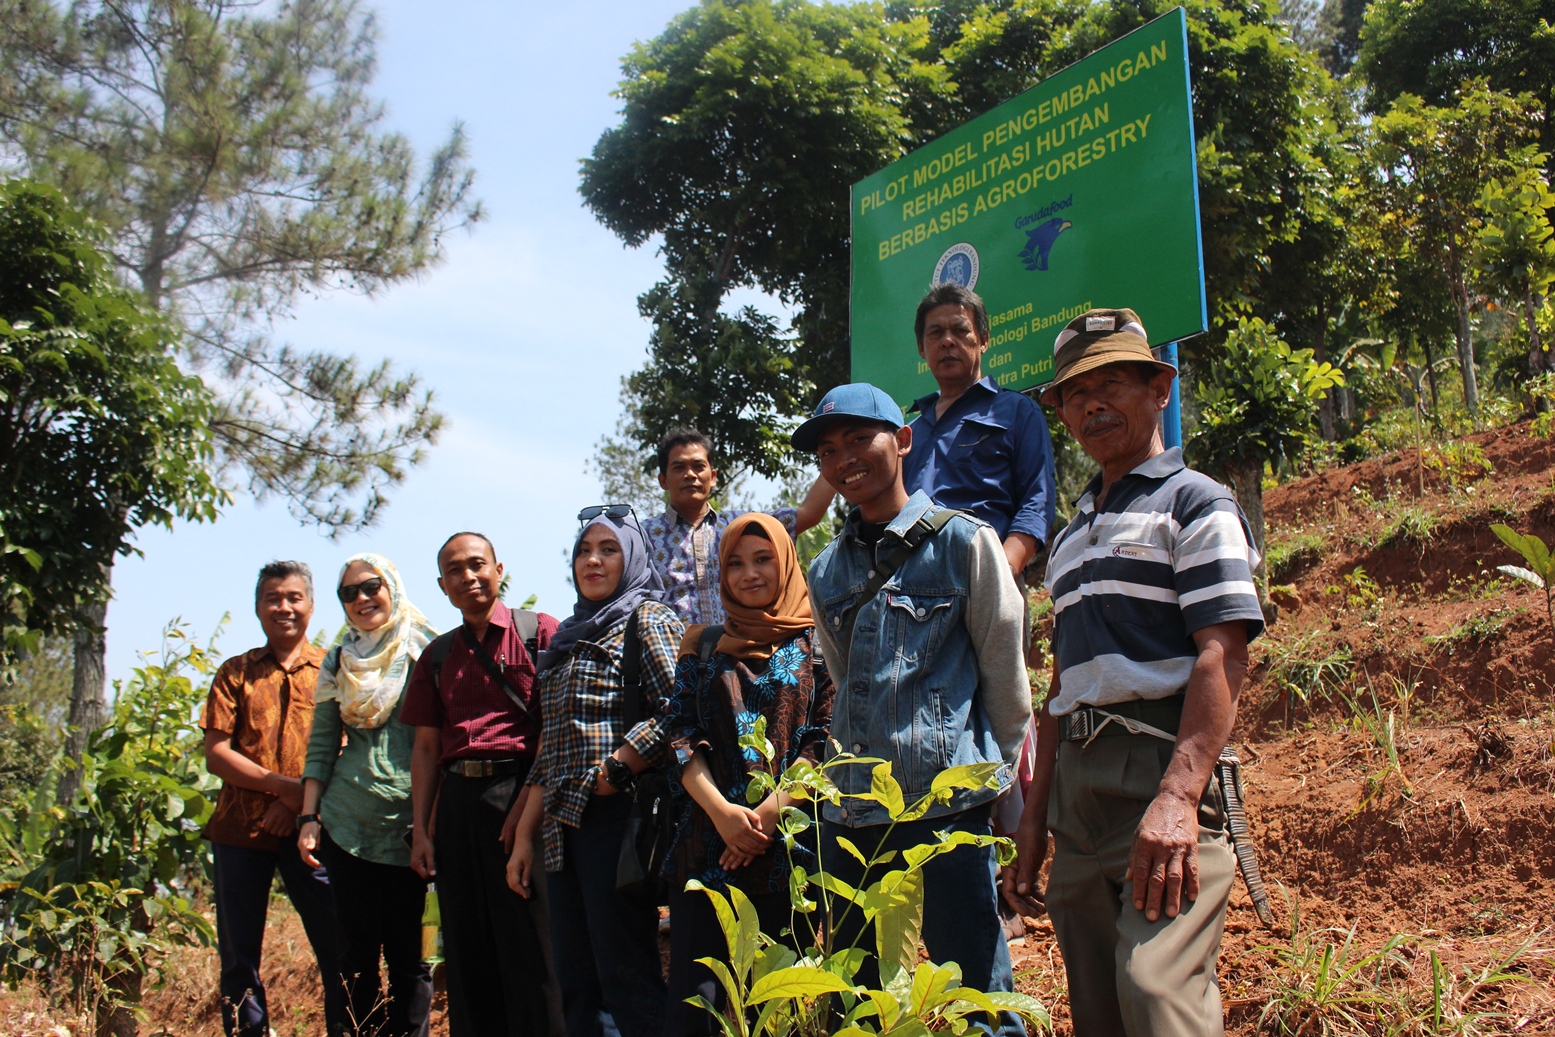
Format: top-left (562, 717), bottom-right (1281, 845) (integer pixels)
top-left (709, 795), bottom-right (780, 872)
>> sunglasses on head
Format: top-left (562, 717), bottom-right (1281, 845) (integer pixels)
top-left (338, 576), bottom-right (386, 604)
top-left (577, 504), bottom-right (635, 525)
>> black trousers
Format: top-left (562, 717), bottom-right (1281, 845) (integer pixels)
top-left (664, 882), bottom-right (801, 1037)
top-left (317, 830), bottom-right (433, 1036)
top-left (211, 839), bottom-right (345, 1037)
top-left (435, 768), bottom-right (553, 1037)
top-left (546, 792), bottom-right (667, 1037)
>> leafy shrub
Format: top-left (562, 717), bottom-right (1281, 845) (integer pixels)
top-left (1422, 440), bottom-right (1493, 489)
top-left (0, 626), bottom-right (220, 1034)
top-left (692, 721), bottom-right (1052, 1037)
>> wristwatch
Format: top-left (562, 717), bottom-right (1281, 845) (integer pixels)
top-left (297, 813), bottom-right (321, 827)
top-left (601, 756), bottom-right (635, 793)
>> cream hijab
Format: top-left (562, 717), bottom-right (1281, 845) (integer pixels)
top-left (317, 553), bottom-right (436, 729)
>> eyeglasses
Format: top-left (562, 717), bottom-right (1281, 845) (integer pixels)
top-left (337, 577), bottom-right (385, 603)
top-left (577, 504), bottom-right (636, 525)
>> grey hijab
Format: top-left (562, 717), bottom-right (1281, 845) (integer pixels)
top-left (538, 512), bottom-right (663, 673)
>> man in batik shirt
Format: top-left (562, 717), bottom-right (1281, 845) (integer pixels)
top-left (641, 427), bottom-right (834, 625)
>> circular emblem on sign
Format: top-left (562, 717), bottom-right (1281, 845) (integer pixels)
top-left (932, 242), bottom-right (980, 290)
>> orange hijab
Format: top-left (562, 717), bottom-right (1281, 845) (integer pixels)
top-left (679, 512), bottom-right (812, 661)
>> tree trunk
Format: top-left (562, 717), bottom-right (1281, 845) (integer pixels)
top-left (1313, 310), bottom-right (1335, 442)
top-left (96, 963), bottom-right (143, 1037)
top-left (1453, 293), bottom-right (1479, 418)
top-left (57, 595), bottom-right (109, 804)
top-left (1227, 455), bottom-right (1267, 596)
top-left (1421, 335), bottom-right (1441, 418)
top-left (1527, 290), bottom-right (1550, 375)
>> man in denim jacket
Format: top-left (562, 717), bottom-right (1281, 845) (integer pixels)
top-left (792, 383), bottom-right (1030, 1031)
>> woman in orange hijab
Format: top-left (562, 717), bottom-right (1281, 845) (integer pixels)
top-left (660, 512), bottom-right (835, 1037)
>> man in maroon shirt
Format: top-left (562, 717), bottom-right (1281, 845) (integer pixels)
top-left (401, 532), bottom-right (558, 1037)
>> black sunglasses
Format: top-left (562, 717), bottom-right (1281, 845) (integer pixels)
top-left (577, 504), bottom-right (636, 525)
top-left (338, 576), bottom-right (386, 604)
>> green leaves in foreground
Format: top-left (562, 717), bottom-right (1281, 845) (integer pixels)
top-left (1490, 523), bottom-right (1555, 627)
top-left (690, 739), bottom-right (1045, 1037)
top-left (0, 624), bottom-right (222, 1027)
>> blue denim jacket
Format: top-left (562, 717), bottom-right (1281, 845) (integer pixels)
top-left (807, 491), bottom-right (1015, 827)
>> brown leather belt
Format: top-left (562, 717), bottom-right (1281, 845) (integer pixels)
top-left (444, 757), bottom-right (525, 778)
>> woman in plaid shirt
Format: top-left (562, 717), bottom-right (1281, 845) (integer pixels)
top-left (508, 506), bottom-right (684, 1037)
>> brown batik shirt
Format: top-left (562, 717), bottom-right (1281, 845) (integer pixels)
top-left (200, 643), bottom-right (325, 851)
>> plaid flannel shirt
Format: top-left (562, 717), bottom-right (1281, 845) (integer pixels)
top-left (527, 600), bottom-right (684, 871)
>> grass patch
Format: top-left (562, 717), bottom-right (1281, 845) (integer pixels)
top-left (1344, 678), bottom-right (1415, 812)
top-left (1267, 530), bottom-right (1325, 583)
top-left (1259, 626), bottom-right (1353, 724)
top-left (1246, 914), bottom-right (1542, 1037)
top-left (1425, 608), bottom-right (1519, 652)
top-left (1377, 504), bottom-right (1443, 550)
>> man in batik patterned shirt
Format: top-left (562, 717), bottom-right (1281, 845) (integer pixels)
top-left (641, 427), bottom-right (834, 625)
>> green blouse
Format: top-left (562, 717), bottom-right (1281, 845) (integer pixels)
top-left (302, 645), bottom-right (419, 868)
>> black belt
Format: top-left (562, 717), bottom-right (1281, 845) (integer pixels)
top-left (1061, 695), bottom-right (1184, 741)
top-left (444, 757), bottom-right (527, 778)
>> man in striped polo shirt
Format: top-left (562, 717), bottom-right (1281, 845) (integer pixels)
top-left (1003, 309), bottom-right (1264, 1037)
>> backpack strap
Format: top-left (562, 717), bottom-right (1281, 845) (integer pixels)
top-left (697, 625), bottom-right (723, 666)
top-left (512, 606), bottom-right (540, 662)
top-left (834, 508), bottom-right (961, 650)
top-left (693, 625), bottom-right (724, 732)
top-left (619, 608), bottom-right (645, 734)
top-left (424, 630), bottom-right (458, 690)
top-left (426, 609), bottom-right (543, 722)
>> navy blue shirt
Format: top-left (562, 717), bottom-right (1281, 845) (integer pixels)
top-left (904, 376), bottom-right (1057, 546)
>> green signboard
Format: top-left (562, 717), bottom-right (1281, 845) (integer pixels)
top-left (849, 7), bottom-right (1205, 406)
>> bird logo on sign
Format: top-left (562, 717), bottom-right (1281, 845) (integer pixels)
top-left (1019, 218), bottom-right (1072, 272)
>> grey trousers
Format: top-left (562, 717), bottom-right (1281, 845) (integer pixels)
top-left (1046, 735), bottom-right (1236, 1037)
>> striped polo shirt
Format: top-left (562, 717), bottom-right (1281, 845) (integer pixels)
top-left (1044, 448), bottom-right (1264, 716)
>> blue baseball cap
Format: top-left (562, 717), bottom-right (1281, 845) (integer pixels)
top-left (791, 383), bottom-right (904, 452)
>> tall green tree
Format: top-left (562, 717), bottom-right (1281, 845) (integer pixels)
top-left (1356, 0), bottom-right (1555, 176)
top-left (0, 180), bottom-right (221, 783)
top-left (1473, 166), bottom-right (1555, 379)
top-left (1046, 0), bottom-right (1320, 326)
top-left (0, 0), bottom-right (479, 755)
top-left (1251, 53), bottom-right (1387, 439)
top-left (1187, 316), bottom-right (1343, 589)
top-left (1367, 82), bottom-right (1544, 416)
top-left (581, 0), bottom-right (950, 477)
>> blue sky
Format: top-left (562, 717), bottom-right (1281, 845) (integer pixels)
top-left (106, 0), bottom-right (783, 678)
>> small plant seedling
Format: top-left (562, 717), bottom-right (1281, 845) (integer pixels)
top-left (1343, 567), bottom-right (1381, 610)
top-left (1490, 523), bottom-right (1555, 627)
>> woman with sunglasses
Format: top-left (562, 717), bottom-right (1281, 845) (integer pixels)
top-left (508, 505), bottom-right (684, 1037)
top-left (298, 554), bottom-right (438, 1037)
top-left (659, 513), bottom-right (834, 1037)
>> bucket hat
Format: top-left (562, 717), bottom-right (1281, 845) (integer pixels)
top-left (1039, 307), bottom-right (1175, 404)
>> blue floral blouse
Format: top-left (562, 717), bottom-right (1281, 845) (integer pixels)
top-left (662, 630), bottom-right (833, 894)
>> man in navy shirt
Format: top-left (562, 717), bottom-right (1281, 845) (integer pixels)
top-left (904, 283), bottom-right (1057, 578)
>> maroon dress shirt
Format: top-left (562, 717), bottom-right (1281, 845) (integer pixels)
top-left (399, 601), bottom-right (558, 765)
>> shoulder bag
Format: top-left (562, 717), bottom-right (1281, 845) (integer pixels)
top-left (615, 608), bottom-right (677, 904)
